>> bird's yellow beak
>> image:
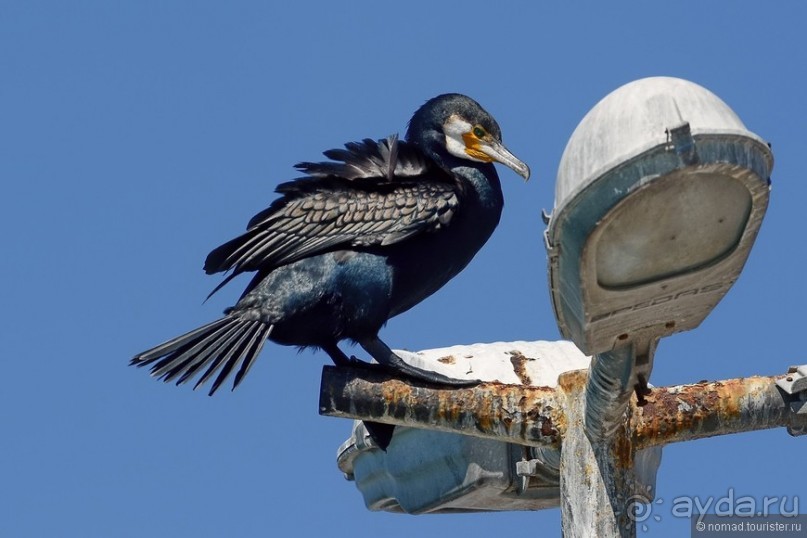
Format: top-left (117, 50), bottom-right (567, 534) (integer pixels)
top-left (462, 134), bottom-right (530, 181)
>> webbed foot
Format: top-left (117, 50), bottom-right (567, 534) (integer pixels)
top-left (360, 337), bottom-right (481, 387)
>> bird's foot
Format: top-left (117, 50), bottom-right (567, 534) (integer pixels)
top-left (383, 355), bottom-right (481, 387)
top-left (326, 340), bottom-right (481, 386)
top-left (343, 355), bottom-right (477, 386)
top-left (360, 338), bottom-right (481, 387)
top-left (344, 356), bottom-right (388, 372)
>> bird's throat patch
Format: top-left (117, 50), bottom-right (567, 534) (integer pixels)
top-left (462, 133), bottom-right (495, 162)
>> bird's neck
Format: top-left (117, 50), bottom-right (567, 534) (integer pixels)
top-left (451, 164), bottom-right (504, 213)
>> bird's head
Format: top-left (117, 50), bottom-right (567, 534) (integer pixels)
top-left (406, 93), bottom-right (530, 180)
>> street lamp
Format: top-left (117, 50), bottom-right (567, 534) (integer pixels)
top-left (545, 77), bottom-right (772, 438)
top-left (547, 76), bottom-right (771, 360)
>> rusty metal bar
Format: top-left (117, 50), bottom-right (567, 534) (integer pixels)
top-left (319, 365), bottom-right (564, 448)
top-left (322, 367), bottom-right (796, 449)
top-left (633, 374), bottom-right (791, 449)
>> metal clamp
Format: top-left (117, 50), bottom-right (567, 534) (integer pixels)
top-left (516, 447), bottom-right (561, 494)
top-left (666, 122), bottom-right (699, 166)
top-left (776, 365), bottom-right (807, 437)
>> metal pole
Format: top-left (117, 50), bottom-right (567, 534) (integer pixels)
top-left (584, 346), bottom-right (638, 441)
top-left (633, 375), bottom-right (792, 449)
top-left (584, 337), bottom-right (659, 441)
top-left (319, 365), bottom-right (563, 448)
top-left (558, 370), bottom-right (637, 537)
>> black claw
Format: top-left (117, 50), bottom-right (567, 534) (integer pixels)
top-left (337, 354), bottom-right (480, 387)
top-left (382, 359), bottom-right (481, 387)
top-left (348, 355), bottom-right (371, 366)
top-left (365, 339), bottom-right (483, 387)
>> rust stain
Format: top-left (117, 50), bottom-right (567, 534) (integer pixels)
top-left (437, 355), bottom-right (456, 364)
top-left (508, 351), bottom-right (534, 385)
top-left (329, 366), bottom-right (565, 447)
top-left (718, 378), bottom-right (746, 417)
top-left (557, 369), bottom-right (588, 392)
top-left (550, 407), bottom-right (567, 438)
top-left (540, 417), bottom-right (557, 438)
top-left (325, 365), bottom-right (787, 451)
top-left (476, 408), bottom-right (493, 433)
top-left (634, 377), bottom-right (752, 447)
top-left (612, 423), bottom-right (634, 470)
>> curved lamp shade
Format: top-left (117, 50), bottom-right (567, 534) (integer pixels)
top-left (547, 77), bottom-right (772, 355)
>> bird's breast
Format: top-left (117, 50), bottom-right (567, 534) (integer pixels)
top-left (386, 198), bottom-right (502, 317)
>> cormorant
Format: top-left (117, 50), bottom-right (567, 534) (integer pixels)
top-left (131, 93), bottom-right (530, 448)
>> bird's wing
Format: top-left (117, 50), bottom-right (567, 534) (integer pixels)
top-left (203, 137), bottom-right (460, 294)
top-left (293, 134), bottom-right (433, 183)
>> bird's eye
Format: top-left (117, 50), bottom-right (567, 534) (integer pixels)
top-left (473, 126), bottom-right (486, 138)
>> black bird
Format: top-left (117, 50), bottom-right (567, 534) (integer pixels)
top-left (131, 93), bottom-right (530, 448)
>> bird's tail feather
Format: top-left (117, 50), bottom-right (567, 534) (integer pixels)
top-left (131, 317), bottom-right (273, 395)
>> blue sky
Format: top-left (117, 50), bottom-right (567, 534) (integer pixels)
top-left (2, 2), bottom-right (805, 536)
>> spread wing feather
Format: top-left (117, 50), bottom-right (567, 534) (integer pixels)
top-left (203, 136), bottom-right (461, 296)
top-left (296, 135), bottom-right (433, 182)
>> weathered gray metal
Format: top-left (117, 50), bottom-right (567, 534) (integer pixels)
top-left (558, 370), bottom-right (639, 538)
top-left (322, 341), bottom-right (590, 450)
top-left (321, 365), bottom-right (564, 448)
top-left (324, 341), bottom-right (661, 516)
top-left (546, 77), bottom-right (773, 446)
top-left (776, 364), bottom-right (807, 395)
top-left (584, 345), bottom-right (650, 442)
top-left (547, 77), bottom-right (773, 357)
top-left (336, 426), bottom-right (560, 514)
top-left (327, 341), bottom-right (585, 514)
top-left (780, 364), bottom-right (807, 436)
top-left (322, 341), bottom-right (801, 521)
top-left (322, 363), bottom-right (795, 449)
top-left (634, 375), bottom-right (795, 448)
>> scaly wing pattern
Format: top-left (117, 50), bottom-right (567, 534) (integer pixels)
top-left (203, 136), bottom-right (460, 296)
